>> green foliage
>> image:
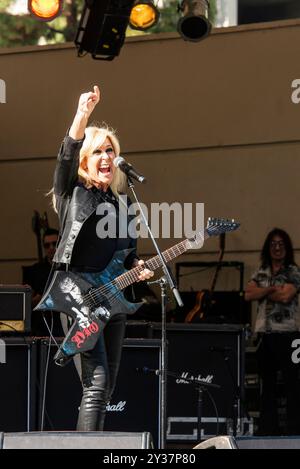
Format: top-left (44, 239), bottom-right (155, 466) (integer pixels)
top-left (0, 0), bottom-right (11, 10)
top-left (209, 0), bottom-right (217, 25)
top-left (0, 0), bottom-right (84, 48)
top-left (0, 12), bottom-right (55, 47)
top-left (0, 0), bottom-right (218, 48)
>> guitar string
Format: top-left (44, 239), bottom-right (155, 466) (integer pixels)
top-left (59, 224), bottom-right (232, 331)
top-left (82, 228), bottom-right (208, 304)
top-left (82, 223), bottom-right (226, 305)
top-left (81, 223), bottom-right (225, 306)
top-left (56, 223), bottom-right (236, 359)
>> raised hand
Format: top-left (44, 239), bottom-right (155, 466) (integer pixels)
top-left (69, 85), bottom-right (101, 140)
top-left (77, 85), bottom-right (100, 118)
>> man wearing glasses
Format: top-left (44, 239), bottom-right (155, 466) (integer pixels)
top-left (245, 228), bottom-right (300, 436)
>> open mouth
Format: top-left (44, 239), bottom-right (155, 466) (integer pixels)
top-left (99, 166), bottom-right (111, 175)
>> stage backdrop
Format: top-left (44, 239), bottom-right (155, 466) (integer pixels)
top-left (1, 20), bottom-right (300, 327)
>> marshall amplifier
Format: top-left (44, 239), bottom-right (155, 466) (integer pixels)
top-left (152, 323), bottom-right (245, 442)
top-left (0, 285), bottom-right (31, 333)
top-left (0, 337), bottom-right (37, 431)
top-left (105, 339), bottom-right (162, 448)
top-left (125, 320), bottom-right (154, 338)
top-left (38, 338), bottom-right (82, 432)
top-left (38, 338), bottom-right (161, 448)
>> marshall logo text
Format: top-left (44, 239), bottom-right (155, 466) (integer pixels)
top-left (176, 371), bottom-right (214, 385)
top-left (106, 401), bottom-right (126, 412)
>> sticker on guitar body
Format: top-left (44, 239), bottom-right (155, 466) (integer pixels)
top-left (60, 276), bottom-right (110, 349)
top-left (71, 318), bottom-right (100, 348)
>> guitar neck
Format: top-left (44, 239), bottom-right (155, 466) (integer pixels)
top-left (114, 230), bottom-right (210, 290)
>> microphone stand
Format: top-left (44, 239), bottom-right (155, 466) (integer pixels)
top-left (213, 348), bottom-right (249, 437)
top-left (141, 367), bottom-right (220, 443)
top-left (127, 177), bottom-right (183, 449)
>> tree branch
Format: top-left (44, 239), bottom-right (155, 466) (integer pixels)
top-left (47, 25), bottom-right (64, 35)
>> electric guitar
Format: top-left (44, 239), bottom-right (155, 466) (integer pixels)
top-left (34, 217), bottom-right (240, 366)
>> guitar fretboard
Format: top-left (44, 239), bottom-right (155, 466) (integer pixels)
top-left (114, 231), bottom-right (208, 291)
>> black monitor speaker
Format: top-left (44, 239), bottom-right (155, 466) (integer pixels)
top-left (38, 338), bottom-right (161, 448)
top-left (1, 431), bottom-right (153, 449)
top-left (0, 337), bottom-right (36, 431)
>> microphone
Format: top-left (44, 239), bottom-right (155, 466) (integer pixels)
top-left (114, 156), bottom-right (146, 184)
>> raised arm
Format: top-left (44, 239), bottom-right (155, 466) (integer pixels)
top-left (69, 85), bottom-right (100, 140)
top-left (54, 86), bottom-right (101, 197)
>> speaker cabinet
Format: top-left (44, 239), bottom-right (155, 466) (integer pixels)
top-left (38, 338), bottom-right (161, 447)
top-left (194, 435), bottom-right (238, 449)
top-left (125, 320), bottom-right (153, 338)
top-left (0, 285), bottom-right (31, 332)
top-left (192, 435), bottom-right (300, 449)
top-left (105, 339), bottom-right (161, 448)
top-left (1, 431), bottom-right (153, 449)
top-left (0, 337), bottom-right (37, 431)
top-left (152, 323), bottom-right (245, 442)
top-left (174, 291), bottom-right (250, 324)
top-left (38, 338), bottom-right (82, 432)
top-left (236, 436), bottom-right (300, 449)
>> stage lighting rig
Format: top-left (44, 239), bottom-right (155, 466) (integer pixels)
top-left (75, 0), bottom-right (137, 60)
top-left (129, 0), bottom-right (159, 31)
top-left (177, 0), bottom-right (211, 42)
top-left (28, 0), bottom-right (63, 22)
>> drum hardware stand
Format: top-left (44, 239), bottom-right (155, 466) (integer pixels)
top-left (143, 367), bottom-right (220, 443)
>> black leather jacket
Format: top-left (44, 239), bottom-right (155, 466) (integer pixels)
top-left (53, 134), bottom-right (136, 266)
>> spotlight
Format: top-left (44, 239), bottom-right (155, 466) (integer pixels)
top-left (177, 0), bottom-right (211, 42)
top-left (129, 0), bottom-right (160, 31)
top-left (75, 0), bottom-right (136, 60)
top-left (28, 0), bottom-right (63, 22)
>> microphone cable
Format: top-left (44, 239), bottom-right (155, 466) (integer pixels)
top-left (204, 387), bottom-right (220, 437)
top-left (39, 312), bottom-right (58, 431)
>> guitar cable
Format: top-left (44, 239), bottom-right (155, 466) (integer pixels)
top-left (204, 387), bottom-right (220, 437)
top-left (35, 232), bottom-right (66, 430)
top-left (39, 312), bottom-right (57, 431)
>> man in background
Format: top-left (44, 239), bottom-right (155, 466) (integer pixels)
top-left (23, 228), bottom-right (63, 336)
top-left (245, 228), bottom-right (300, 435)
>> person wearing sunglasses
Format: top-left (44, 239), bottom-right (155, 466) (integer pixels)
top-left (245, 228), bottom-right (300, 436)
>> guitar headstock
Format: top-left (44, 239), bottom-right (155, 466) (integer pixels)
top-left (206, 217), bottom-right (240, 237)
top-left (32, 210), bottom-right (49, 237)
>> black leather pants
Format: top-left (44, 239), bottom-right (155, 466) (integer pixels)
top-left (76, 314), bottom-right (126, 431)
